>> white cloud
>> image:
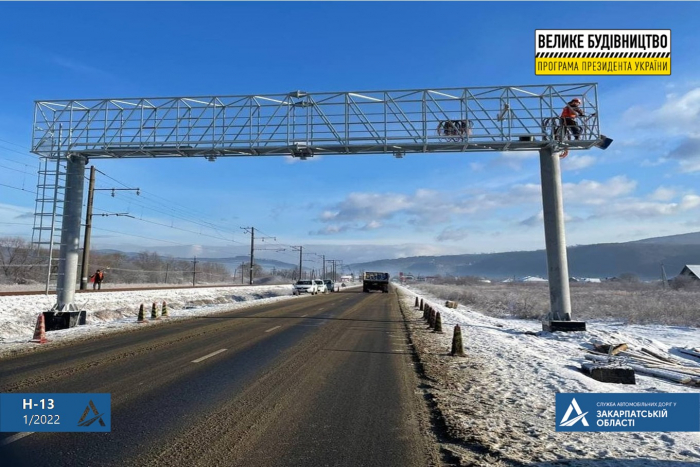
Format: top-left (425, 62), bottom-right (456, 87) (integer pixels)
top-left (678, 159), bottom-right (700, 173)
top-left (640, 158), bottom-right (668, 168)
top-left (625, 87), bottom-right (700, 135)
top-left (491, 151), bottom-right (538, 170)
top-left (518, 210), bottom-right (579, 227)
top-left (311, 224), bottom-right (350, 235)
top-left (665, 136), bottom-right (700, 173)
top-left (361, 220), bottom-right (383, 230)
top-left (519, 211), bottom-right (544, 227)
top-left (562, 155), bottom-right (596, 171)
top-left (314, 176), bottom-right (645, 236)
top-left (436, 227), bottom-right (470, 242)
top-left (680, 194), bottom-right (700, 210)
top-left (648, 187), bottom-right (676, 202)
top-left (317, 189), bottom-right (487, 231)
top-left (563, 176), bottom-right (637, 206)
top-left (50, 55), bottom-right (113, 78)
top-left (0, 202), bottom-right (34, 239)
top-left (591, 192), bottom-right (700, 219)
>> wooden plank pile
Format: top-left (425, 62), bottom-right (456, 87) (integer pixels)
top-left (585, 344), bottom-right (700, 387)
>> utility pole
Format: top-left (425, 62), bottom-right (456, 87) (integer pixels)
top-left (249, 227), bottom-right (254, 285)
top-left (327, 260), bottom-right (339, 281)
top-left (240, 227), bottom-right (256, 285)
top-left (291, 246), bottom-right (303, 280)
top-left (192, 256), bottom-right (198, 286)
top-left (661, 263), bottom-right (668, 289)
top-left (240, 227), bottom-right (277, 285)
top-left (79, 167), bottom-right (138, 290)
top-left (79, 166), bottom-right (96, 290)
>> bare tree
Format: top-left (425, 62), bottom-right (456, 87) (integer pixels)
top-left (0, 237), bottom-right (45, 284)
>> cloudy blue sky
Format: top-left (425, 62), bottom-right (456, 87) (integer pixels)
top-left (1, 2), bottom-right (699, 266)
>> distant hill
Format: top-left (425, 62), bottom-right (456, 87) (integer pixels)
top-left (197, 256), bottom-right (297, 273)
top-left (349, 233), bottom-right (700, 280)
top-left (93, 251), bottom-right (299, 274)
top-left (627, 231), bottom-right (700, 246)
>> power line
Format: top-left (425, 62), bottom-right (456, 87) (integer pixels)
top-left (91, 226), bottom-right (205, 246)
top-left (0, 142), bottom-right (39, 161)
top-left (0, 155), bottom-right (35, 170)
top-left (91, 207), bottom-right (241, 244)
top-left (0, 182), bottom-right (36, 195)
top-left (93, 192), bottom-right (242, 244)
top-left (92, 167), bottom-right (242, 242)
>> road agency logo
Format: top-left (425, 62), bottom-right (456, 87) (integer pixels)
top-left (536, 29), bottom-right (671, 75)
top-left (557, 393), bottom-right (700, 432)
top-left (77, 399), bottom-right (106, 427)
top-left (559, 398), bottom-right (589, 427)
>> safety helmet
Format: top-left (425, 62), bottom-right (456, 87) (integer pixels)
top-left (570, 98), bottom-right (582, 104)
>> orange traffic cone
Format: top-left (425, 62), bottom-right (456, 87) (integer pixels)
top-left (30, 313), bottom-right (48, 344)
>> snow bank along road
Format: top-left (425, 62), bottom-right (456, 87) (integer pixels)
top-left (0, 288), bottom-right (441, 467)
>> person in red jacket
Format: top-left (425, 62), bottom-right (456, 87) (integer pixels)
top-left (90, 269), bottom-right (105, 290)
top-left (560, 98), bottom-right (586, 140)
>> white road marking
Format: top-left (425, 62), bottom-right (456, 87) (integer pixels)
top-left (0, 432), bottom-right (34, 446)
top-left (191, 348), bottom-right (227, 363)
top-left (301, 314), bottom-right (308, 317)
top-left (265, 326), bottom-right (281, 333)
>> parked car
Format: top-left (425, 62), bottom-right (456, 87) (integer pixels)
top-left (313, 279), bottom-right (327, 294)
top-left (323, 279), bottom-right (336, 292)
top-left (293, 280), bottom-right (318, 295)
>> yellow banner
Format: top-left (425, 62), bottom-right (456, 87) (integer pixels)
top-left (535, 58), bottom-right (670, 76)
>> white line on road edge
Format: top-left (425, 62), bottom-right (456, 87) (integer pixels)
top-left (0, 432), bottom-right (34, 446)
top-left (191, 349), bottom-right (227, 363)
top-left (301, 314), bottom-right (308, 318)
top-left (265, 326), bottom-right (281, 333)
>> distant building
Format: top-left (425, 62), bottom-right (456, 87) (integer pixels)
top-left (570, 277), bottom-right (602, 283)
top-left (519, 276), bottom-right (547, 282)
top-left (679, 265), bottom-right (700, 280)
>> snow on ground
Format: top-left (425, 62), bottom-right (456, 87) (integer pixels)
top-left (0, 284), bottom-right (299, 358)
top-left (396, 283), bottom-right (700, 466)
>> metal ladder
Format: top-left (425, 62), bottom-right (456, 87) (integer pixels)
top-left (31, 155), bottom-right (66, 293)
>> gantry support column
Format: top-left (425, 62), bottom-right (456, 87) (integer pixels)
top-left (539, 147), bottom-right (572, 322)
top-left (55, 154), bottom-right (87, 311)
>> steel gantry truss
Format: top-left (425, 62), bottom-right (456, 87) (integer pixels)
top-left (31, 83), bottom-right (609, 328)
top-left (32, 83), bottom-right (602, 160)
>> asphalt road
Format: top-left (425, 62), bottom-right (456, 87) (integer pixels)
top-left (0, 288), bottom-right (441, 467)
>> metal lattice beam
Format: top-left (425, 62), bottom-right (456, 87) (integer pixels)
top-left (32, 83), bottom-right (602, 159)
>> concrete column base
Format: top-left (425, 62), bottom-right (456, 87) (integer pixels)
top-left (43, 311), bottom-right (86, 331)
top-left (542, 320), bottom-right (586, 332)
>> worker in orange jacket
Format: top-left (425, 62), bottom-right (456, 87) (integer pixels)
top-left (561, 98), bottom-right (586, 140)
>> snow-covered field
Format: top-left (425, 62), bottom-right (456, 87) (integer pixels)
top-left (396, 283), bottom-right (700, 466)
top-left (2, 283), bottom-right (699, 465)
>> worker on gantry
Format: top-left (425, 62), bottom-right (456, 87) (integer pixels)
top-left (560, 98), bottom-right (586, 141)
